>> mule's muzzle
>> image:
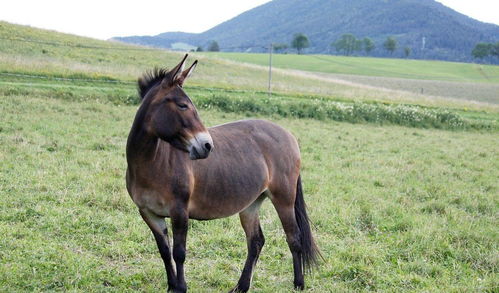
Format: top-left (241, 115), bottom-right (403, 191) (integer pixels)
top-left (188, 131), bottom-right (214, 160)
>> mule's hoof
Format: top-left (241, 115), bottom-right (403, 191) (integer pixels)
top-left (168, 284), bottom-right (186, 293)
top-left (294, 281), bottom-right (305, 290)
top-left (228, 286), bottom-right (249, 293)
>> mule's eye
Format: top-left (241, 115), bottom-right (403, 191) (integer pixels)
top-left (177, 103), bottom-right (188, 111)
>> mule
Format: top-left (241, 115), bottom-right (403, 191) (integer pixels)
top-left (126, 54), bottom-right (319, 292)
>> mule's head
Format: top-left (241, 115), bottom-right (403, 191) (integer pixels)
top-left (138, 54), bottom-right (213, 160)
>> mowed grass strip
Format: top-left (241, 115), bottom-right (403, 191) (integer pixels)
top-left (0, 94), bottom-right (497, 292)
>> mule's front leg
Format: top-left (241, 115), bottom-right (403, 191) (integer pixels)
top-left (170, 205), bottom-right (189, 293)
top-left (139, 210), bottom-right (177, 291)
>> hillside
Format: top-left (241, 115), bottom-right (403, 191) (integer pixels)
top-left (114, 0), bottom-right (499, 62)
top-left (1, 21), bottom-right (498, 111)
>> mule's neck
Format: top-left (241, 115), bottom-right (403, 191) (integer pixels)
top-left (126, 99), bottom-right (161, 164)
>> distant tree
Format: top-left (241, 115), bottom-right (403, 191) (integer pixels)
top-left (291, 33), bottom-right (310, 54)
top-left (363, 37), bottom-right (375, 55)
top-left (273, 43), bottom-right (289, 53)
top-left (383, 37), bottom-right (397, 55)
top-left (354, 39), bottom-right (363, 53)
top-left (333, 34), bottom-right (358, 56)
top-left (196, 46), bottom-right (203, 52)
top-left (404, 47), bottom-right (411, 58)
top-left (491, 42), bottom-right (499, 58)
top-left (207, 41), bottom-right (220, 52)
top-left (472, 43), bottom-right (491, 59)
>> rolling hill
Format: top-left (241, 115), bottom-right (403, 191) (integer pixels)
top-left (1, 20), bottom-right (498, 110)
top-left (114, 0), bottom-right (499, 62)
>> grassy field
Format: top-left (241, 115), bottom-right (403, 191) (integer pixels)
top-left (1, 94), bottom-right (498, 292)
top-left (204, 52), bottom-right (499, 105)
top-left (204, 52), bottom-right (499, 83)
top-left (0, 21), bottom-right (498, 292)
top-left (307, 73), bottom-right (499, 105)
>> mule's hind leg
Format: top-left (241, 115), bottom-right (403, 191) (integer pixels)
top-left (270, 175), bottom-right (319, 290)
top-left (272, 204), bottom-right (305, 289)
top-left (268, 184), bottom-right (305, 290)
top-left (229, 193), bottom-right (267, 293)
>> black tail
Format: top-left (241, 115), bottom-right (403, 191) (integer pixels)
top-left (294, 175), bottom-right (321, 272)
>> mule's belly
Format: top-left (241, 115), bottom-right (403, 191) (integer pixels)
top-left (187, 186), bottom-right (267, 220)
top-left (187, 152), bottom-right (269, 220)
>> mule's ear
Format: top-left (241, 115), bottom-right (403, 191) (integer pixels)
top-left (176, 60), bottom-right (198, 87)
top-left (162, 54), bottom-right (188, 87)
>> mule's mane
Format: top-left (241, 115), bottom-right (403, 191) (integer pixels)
top-left (137, 68), bottom-right (171, 101)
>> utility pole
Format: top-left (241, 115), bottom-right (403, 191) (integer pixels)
top-left (421, 36), bottom-right (426, 59)
top-left (268, 43), bottom-right (273, 97)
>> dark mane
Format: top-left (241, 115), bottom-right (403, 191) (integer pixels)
top-left (137, 68), bottom-right (171, 100)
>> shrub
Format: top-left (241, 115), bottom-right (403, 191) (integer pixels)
top-left (194, 94), bottom-right (495, 131)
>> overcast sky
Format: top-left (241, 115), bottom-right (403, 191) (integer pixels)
top-left (0, 0), bottom-right (498, 40)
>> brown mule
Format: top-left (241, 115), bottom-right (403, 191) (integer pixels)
top-left (126, 55), bottom-right (319, 292)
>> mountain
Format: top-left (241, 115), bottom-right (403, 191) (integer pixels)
top-left (113, 0), bottom-right (499, 62)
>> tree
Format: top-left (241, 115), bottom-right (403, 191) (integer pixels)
top-left (383, 37), bottom-right (397, 55)
top-left (354, 39), bottom-right (363, 53)
top-left (491, 42), bottom-right (499, 58)
top-left (291, 33), bottom-right (309, 54)
top-left (333, 34), bottom-right (357, 56)
top-left (472, 43), bottom-right (491, 59)
top-left (273, 43), bottom-right (289, 53)
top-left (404, 47), bottom-right (411, 58)
top-left (363, 37), bottom-right (375, 55)
top-left (207, 41), bottom-right (220, 52)
top-left (196, 46), bottom-right (203, 52)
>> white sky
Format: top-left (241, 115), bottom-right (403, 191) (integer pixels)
top-left (0, 0), bottom-right (497, 40)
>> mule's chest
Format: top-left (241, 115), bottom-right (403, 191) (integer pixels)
top-left (128, 183), bottom-right (171, 217)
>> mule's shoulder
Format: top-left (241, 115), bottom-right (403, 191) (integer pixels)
top-left (210, 119), bottom-right (286, 132)
top-left (209, 119), bottom-right (298, 149)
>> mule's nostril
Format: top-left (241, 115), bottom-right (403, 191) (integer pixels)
top-left (204, 143), bottom-right (212, 151)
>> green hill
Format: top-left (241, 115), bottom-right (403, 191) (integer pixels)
top-left (115, 0), bottom-right (499, 62)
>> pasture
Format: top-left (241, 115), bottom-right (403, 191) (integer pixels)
top-left (204, 52), bottom-right (499, 83)
top-left (204, 52), bottom-right (499, 105)
top-left (1, 92), bottom-right (498, 292)
top-left (0, 22), bottom-right (498, 292)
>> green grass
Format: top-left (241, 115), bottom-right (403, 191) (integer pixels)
top-left (203, 52), bottom-right (499, 106)
top-left (204, 52), bottom-right (499, 83)
top-left (1, 94), bottom-right (497, 292)
top-left (0, 20), bottom-right (498, 292)
top-left (1, 73), bottom-right (497, 130)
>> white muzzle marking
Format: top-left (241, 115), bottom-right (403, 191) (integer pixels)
top-left (188, 131), bottom-right (214, 160)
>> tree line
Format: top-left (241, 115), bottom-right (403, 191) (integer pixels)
top-left (331, 34), bottom-right (410, 57)
top-left (278, 33), bottom-right (412, 57)
top-left (286, 33), bottom-right (411, 57)
top-left (196, 33), bottom-right (404, 56)
top-left (471, 42), bottom-right (499, 60)
top-left (197, 35), bottom-right (498, 63)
